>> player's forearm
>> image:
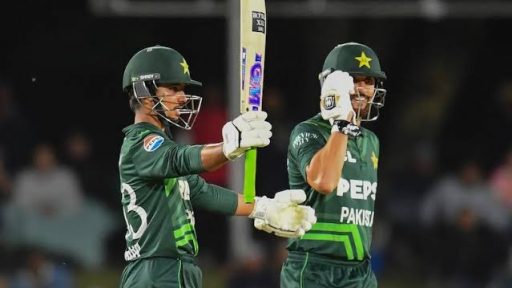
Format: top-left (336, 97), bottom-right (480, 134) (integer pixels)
top-left (306, 132), bottom-right (348, 194)
top-left (234, 193), bottom-right (255, 216)
top-left (200, 143), bottom-right (230, 171)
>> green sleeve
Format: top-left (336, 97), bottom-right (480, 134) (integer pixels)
top-left (132, 134), bottom-right (205, 179)
top-left (289, 123), bottom-right (327, 180)
top-left (186, 174), bottom-right (238, 215)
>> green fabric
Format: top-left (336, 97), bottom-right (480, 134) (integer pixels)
top-left (281, 252), bottom-right (377, 288)
top-left (186, 174), bottom-right (238, 215)
top-left (124, 123), bottom-right (204, 179)
top-left (286, 114), bottom-right (380, 261)
top-left (302, 223), bottom-right (364, 261)
top-left (120, 257), bottom-right (202, 288)
top-left (118, 122), bottom-right (236, 263)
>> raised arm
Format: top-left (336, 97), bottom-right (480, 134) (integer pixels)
top-left (306, 132), bottom-right (349, 194)
top-left (200, 111), bottom-right (272, 171)
top-left (307, 71), bottom-right (361, 194)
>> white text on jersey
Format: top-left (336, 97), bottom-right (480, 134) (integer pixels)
top-left (124, 243), bottom-right (141, 261)
top-left (336, 179), bottom-right (377, 200)
top-left (345, 151), bottom-right (356, 163)
top-left (340, 207), bottom-right (374, 227)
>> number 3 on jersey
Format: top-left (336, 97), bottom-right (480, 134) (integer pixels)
top-left (122, 183), bottom-right (148, 240)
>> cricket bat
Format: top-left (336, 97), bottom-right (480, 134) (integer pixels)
top-left (240, 0), bottom-right (266, 203)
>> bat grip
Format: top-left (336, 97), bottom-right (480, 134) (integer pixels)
top-left (243, 148), bottom-right (257, 203)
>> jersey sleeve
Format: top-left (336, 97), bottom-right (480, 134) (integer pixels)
top-left (186, 174), bottom-right (238, 215)
top-left (132, 134), bottom-right (205, 179)
top-left (289, 123), bottom-right (327, 180)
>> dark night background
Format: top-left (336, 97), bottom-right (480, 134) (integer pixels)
top-left (1, 0), bottom-right (512, 287)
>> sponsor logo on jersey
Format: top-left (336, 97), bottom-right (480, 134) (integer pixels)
top-left (340, 207), bottom-right (374, 227)
top-left (337, 178), bottom-right (377, 201)
top-left (143, 134), bottom-right (164, 152)
top-left (345, 151), bottom-right (356, 163)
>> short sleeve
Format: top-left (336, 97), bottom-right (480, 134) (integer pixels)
top-left (288, 123), bottom-right (327, 180)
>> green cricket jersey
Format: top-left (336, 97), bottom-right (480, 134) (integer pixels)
top-left (287, 114), bottom-right (379, 261)
top-left (118, 122), bottom-right (238, 262)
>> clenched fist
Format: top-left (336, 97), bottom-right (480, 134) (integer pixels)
top-left (222, 111), bottom-right (272, 160)
top-left (320, 71), bottom-right (355, 123)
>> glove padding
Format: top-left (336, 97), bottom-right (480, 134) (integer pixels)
top-left (222, 111), bottom-right (272, 160)
top-left (250, 189), bottom-right (317, 238)
top-left (320, 71), bottom-right (355, 123)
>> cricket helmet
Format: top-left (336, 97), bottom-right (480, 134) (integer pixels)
top-left (319, 42), bottom-right (387, 121)
top-left (123, 45), bottom-right (202, 130)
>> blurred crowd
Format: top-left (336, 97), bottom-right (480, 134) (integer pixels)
top-left (0, 76), bottom-right (118, 287)
top-left (1, 68), bottom-right (512, 288)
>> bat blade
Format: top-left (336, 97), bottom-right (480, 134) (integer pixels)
top-left (240, 0), bottom-right (266, 203)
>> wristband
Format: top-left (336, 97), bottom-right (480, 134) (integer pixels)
top-left (332, 120), bottom-right (362, 137)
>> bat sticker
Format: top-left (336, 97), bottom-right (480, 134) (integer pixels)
top-left (251, 11), bottom-right (266, 33)
top-left (249, 53), bottom-right (263, 109)
top-left (241, 47), bottom-right (247, 90)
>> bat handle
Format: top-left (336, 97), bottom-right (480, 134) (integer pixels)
top-left (243, 148), bottom-right (257, 203)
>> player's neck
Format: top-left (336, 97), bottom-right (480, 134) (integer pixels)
top-left (135, 112), bottom-right (164, 130)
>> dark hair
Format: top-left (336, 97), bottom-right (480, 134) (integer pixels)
top-left (126, 88), bottom-right (141, 112)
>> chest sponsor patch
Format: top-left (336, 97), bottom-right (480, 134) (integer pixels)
top-left (143, 134), bottom-right (164, 152)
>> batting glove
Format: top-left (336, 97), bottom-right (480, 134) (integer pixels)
top-left (222, 111), bottom-right (272, 160)
top-left (250, 189), bottom-right (317, 238)
top-left (320, 71), bottom-right (355, 124)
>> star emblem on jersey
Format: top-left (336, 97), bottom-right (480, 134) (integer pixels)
top-left (355, 51), bottom-right (372, 69)
top-left (180, 58), bottom-right (190, 75)
top-left (371, 151), bottom-right (378, 170)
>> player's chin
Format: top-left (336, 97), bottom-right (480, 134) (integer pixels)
top-left (351, 100), bottom-right (368, 111)
top-left (352, 103), bottom-right (370, 117)
top-left (357, 109), bottom-right (370, 118)
top-left (165, 112), bottom-right (180, 121)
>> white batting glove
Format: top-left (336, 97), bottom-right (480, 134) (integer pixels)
top-left (250, 189), bottom-right (317, 238)
top-left (222, 111), bottom-right (272, 160)
top-left (320, 71), bottom-right (355, 123)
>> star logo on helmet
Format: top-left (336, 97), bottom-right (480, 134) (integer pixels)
top-left (180, 58), bottom-right (190, 75)
top-left (355, 51), bottom-right (372, 69)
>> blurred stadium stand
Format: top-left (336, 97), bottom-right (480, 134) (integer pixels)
top-left (1, 0), bottom-right (512, 287)
top-left (90, 0), bottom-right (512, 18)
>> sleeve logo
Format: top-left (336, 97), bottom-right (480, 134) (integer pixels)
top-left (143, 134), bottom-right (164, 152)
top-left (292, 132), bottom-right (319, 149)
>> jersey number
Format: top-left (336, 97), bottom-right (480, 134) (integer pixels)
top-left (121, 183), bottom-right (148, 240)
